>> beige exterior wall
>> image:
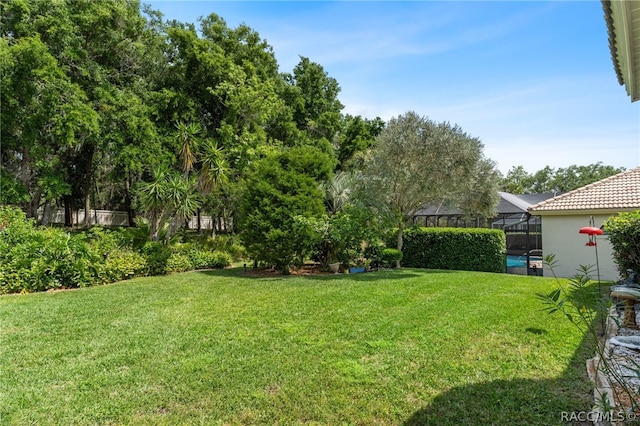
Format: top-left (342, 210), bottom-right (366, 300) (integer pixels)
top-left (540, 214), bottom-right (620, 282)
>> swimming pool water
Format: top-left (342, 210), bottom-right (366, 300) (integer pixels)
top-left (506, 255), bottom-right (542, 268)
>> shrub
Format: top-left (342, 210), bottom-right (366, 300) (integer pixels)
top-left (192, 250), bottom-right (232, 269)
top-left (604, 211), bottom-right (640, 278)
top-left (166, 244), bottom-right (232, 273)
top-left (85, 226), bottom-right (133, 254)
top-left (166, 253), bottom-right (194, 274)
top-left (0, 207), bottom-right (103, 292)
top-left (380, 248), bottom-right (403, 268)
top-left (142, 242), bottom-right (171, 276)
top-left (201, 234), bottom-right (247, 261)
top-left (0, 206), bottom-right (230, 292)
top-left (238, 146), bottom-right (333, 274)
top-left (400, 227), bottom-right (505, 273)
top-left (59, 232), bottom-right (102, 288)
top-left (103, 248), bottom-right (147, 282)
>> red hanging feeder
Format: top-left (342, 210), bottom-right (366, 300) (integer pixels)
top-left (579, 227), bottom-right (603, 236)
top-left (579, 226), bottom-right (603, 246)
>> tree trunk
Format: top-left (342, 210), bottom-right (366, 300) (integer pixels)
top-left (41, 201), bottom-right (51, 226)
top-left (396, 220), bottom-right (404, 268)
top-left (82, 145), bottom-right (95, 227)
top-left (150, 211), bottom-right (160, 242)
top-left (211, 217), bottom-right (217, 238)
top-left (124, 173), bottom-right (135, 227)
top-left (28, 187), bottom-right (41, 220)
top-left (64, 195), bottom-right (73, 227)
top-left (84, 192), bottom-right (91, 227)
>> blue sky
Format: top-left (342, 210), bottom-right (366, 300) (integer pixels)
top-left (145, 1), bottom-right (640, 174)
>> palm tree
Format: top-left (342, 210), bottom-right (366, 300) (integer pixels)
top-left (322, 171), bottom-right (356, 215)
top-left (136, 166), bottom-right (170, 241)
top-left (198, 139), bottom-right (229, 194)
top-left (165, 173), bottom-right (202, 240)
top-left (136, 167), bottom-right (202, 241)
top-left (194, 138), bottom-right (229, 235)
top-left (176, 122), bottom-right (201, 175)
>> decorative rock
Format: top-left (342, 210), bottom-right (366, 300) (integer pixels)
top-left (611, 287), bottom-right (640, 299)
top-left (609, 335), bottom-right (640, 351)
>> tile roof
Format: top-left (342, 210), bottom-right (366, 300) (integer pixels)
top-left (528, 167), bottom-right (640, 213)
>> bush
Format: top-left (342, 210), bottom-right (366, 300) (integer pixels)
top-left (163, 243), bottom-right (232, 274)
top-left (103, 248), bottom-right (147, 282)
top-left (192, 250), bottom-right (232, 269)
top-left (166, 252), bottom-right (194, 274)
top-left (380, 248), bottom-right (403, 268)
top-left (201, 234), bottom-right (247, 261)
top-left (238, 147), bottom-right (333, 274)
top-left (604, 211), bottom-right (640, 278)
top-left (0, 206), bottom-right (231, 292)
top-left (142, 242), bottom-right (171, 276)
top-left (400, 227), bottom-right (505, 273)
top-left (0, 207), bottom-right (103, 292)
top-left (58, 232), bottom-right (102, 288)
top-left (85, 226), bottom-right (133, 254)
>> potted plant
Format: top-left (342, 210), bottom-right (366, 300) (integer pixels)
top-left (349, 255), bottom-right (372, 274)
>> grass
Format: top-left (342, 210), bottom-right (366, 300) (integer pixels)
top-left (0, 268), bottom-right (593, 425)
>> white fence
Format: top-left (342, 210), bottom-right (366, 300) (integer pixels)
top-left (37, 208), bottom-right (229, 230)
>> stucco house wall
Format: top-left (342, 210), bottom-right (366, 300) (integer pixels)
top-left (539, 214), bottom-right (618, 281)
top-left (529, 167), bottom-right (640, 282)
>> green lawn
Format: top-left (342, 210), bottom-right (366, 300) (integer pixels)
top-left (0, 268), bottom-right (593, 425)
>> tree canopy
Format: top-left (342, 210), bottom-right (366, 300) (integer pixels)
top-left (1, 0), bottom-right (376, 232)
top-left (500, 163), bottom-right (626, 194)
top-left (357, 111), bottom-right (500, 263)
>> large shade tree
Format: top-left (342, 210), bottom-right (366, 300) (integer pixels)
top-left (1, 0), bottom-right (386, 241)
top-left (1, 0), bottom-right (164, 225)
top-left (358, 111), bottom-right (500, 265)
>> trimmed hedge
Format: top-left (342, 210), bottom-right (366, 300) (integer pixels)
top-left (401, 227), bottom-right (506, 273)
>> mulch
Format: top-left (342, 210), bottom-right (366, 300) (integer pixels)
top-left (241, 263), bottom-right (331, 277)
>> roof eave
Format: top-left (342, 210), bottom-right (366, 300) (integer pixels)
top-left (604, 0), bottom-right (640, 102)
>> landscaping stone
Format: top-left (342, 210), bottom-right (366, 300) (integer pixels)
top-left (609, 336), bottom-right (640, 351)
top-left (588, 306), bottom-right (640, 425)
top-left (611, 287), bottom-right (640, 300)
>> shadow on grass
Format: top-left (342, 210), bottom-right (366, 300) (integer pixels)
top-left (403, 323), bottom-right (597, 426)
top-left (304, 269), bottom-right (424, 282)
top-left (196, 267), bottom-right (454, 282)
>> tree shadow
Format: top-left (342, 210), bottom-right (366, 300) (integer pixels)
top-left (195, 267), bottom-right (435, 281)
top-left (403, 327), bottom-right (596, 426)
top-left (303, 269), bottom-right (424, 282)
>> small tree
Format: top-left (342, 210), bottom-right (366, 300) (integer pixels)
top-left (358, 111), bottom-right (499, 266)
top-left (324, 204), bottom-right (381, 267)
top-left (134, 167), bottom-right (202, 241)
top-left (238, 146), bottom-right (333, 274)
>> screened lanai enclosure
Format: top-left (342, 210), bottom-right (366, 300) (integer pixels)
top-left (412, 192), bottom-right (557, 275)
